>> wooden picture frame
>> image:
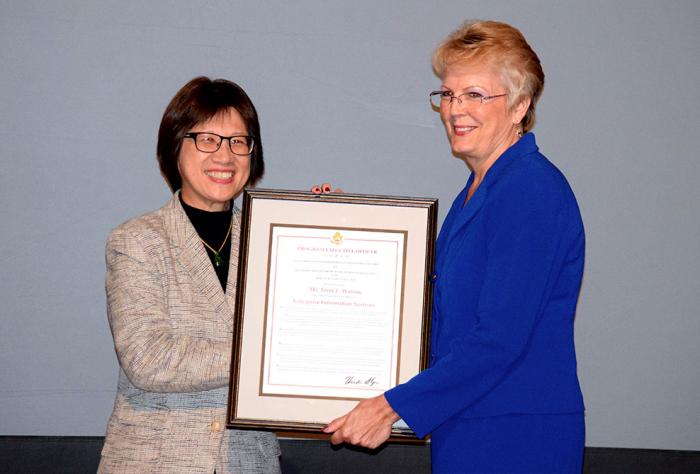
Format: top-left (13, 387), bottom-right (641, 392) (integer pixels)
top-left (226, 189), bottom-right (437, 440)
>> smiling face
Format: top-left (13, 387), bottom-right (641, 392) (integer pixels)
top-left (178, 107), bottom-right (251, 211)
top-left (439, 64), bottom-right (528, 169)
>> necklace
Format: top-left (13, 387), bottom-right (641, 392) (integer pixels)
top-left (199, 220), bottom-right (233, 268)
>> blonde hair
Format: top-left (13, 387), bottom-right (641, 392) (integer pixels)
top-left (432, 20), bottom-right (545, 133)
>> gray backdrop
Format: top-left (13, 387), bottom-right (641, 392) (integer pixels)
top-left (1, 0), bottom-right (698, 451)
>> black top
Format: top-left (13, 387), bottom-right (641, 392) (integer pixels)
top-left (179, 196), bottom-right (232, 291)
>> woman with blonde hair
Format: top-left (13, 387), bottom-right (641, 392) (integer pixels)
top-left (325, 20), bottom-right (585, 473)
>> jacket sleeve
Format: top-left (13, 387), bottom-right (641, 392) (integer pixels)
top-left (385, 182), bottom-right (576, 438)
top-left (105, 226), bottom-right (231, 393)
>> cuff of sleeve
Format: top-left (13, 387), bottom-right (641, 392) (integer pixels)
top-left (385, 385), bottom-right (432, 440)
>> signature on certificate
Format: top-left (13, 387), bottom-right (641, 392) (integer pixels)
top-left (344, 376), bottom-right (379, 387)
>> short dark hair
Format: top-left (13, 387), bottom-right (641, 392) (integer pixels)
top-left (157, 76), bottom-right (264, 192)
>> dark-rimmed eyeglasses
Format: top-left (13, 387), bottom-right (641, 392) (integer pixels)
top-left (183, 132), bottom-right (255, 155)
top-left (429, 90), bottom-right (507, 109)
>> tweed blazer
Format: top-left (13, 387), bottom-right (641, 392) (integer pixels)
top-left (99, 194), bottom-right (280, 474)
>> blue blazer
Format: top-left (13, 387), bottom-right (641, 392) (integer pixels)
top-left (385, 133), bottom-right (585, 439)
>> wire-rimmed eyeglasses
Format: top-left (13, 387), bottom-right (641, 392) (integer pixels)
top-left (429, 90), bottom-right (507, 109)
top-left (184, 132), bottom-right (255, 155)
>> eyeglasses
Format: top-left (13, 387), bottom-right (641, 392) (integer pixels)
top-left (429, 90), bottom-right (507, 109)
top-left (183, 132), bottom-right (255, 155)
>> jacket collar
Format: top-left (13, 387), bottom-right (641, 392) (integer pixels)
top-left (162, 192), bottom-right (236, 330)
top-left (479, 132), bottom-right (538, 191)
top-left (439, 133), bottom-right (539, 259)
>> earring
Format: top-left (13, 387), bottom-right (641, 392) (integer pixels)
top-left (516, 126), bottom-right (523, 138)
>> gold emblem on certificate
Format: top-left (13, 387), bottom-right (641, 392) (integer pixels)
top-left (330, 231), bottom-right (344, 245)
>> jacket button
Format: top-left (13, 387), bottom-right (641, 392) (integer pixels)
top-left (211, 421), bottom-right (222, 432)
top-left (429, 273), bottom-right (438, 282)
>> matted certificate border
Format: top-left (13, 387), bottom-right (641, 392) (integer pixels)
top-left (260, 224), bottom-right (407, 400)
top-left (227, 188), bottom-right (437, 440)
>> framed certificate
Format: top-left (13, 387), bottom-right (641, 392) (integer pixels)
top-left (226, 188), bottom-right (437, 439)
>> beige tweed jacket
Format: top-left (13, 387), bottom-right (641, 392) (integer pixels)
top-left (99, 194), bottom-right (280, 474)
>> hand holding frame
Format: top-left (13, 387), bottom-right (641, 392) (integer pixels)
top-left (323, 394), bottom-right (400, 449)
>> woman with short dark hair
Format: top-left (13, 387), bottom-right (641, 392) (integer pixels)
top-left (99, 77), bottom-right (280, 473)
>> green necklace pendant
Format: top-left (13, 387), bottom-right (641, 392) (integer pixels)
top-left (198, 219), bottom-right (232, 270)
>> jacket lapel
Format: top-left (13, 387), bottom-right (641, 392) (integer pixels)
top-left (224, 210), bottom-right (242, 320)
top-left (440, 134), bottom-right (538, 255)
top-left (163, 194), bottom-right (235, 331)
top-left (453, 184), bottom-right (486, 234)
top-left (439, 183), bottom-right (486, 263)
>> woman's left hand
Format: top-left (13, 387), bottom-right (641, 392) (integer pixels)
top-left (322, 394), bottom-right (399, 449)
top-left (310, 182), bottom-right (343, 194)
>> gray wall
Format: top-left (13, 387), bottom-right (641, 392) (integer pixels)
top-left (1, 0), bottom-right (698, 451)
